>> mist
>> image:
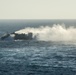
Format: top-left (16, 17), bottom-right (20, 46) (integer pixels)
top-left (15, 24), bottom-right (76, 42)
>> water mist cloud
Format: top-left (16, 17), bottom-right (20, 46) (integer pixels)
top-left (15, 24), bottom-right (76, 42)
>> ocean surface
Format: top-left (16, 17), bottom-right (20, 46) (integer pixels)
top-left (0, 19), bottom-right (76, 75)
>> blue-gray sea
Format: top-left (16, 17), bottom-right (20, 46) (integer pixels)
top-left (0, 19), bottom-right (76, 75)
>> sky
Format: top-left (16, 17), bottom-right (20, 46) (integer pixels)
top-left (0, 0), bottom-right (76, 19)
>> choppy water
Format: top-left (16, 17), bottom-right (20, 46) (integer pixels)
top-left (0, 41), bottom-right (76, 75)
top-left (0, 20), bottom-right (76, 75)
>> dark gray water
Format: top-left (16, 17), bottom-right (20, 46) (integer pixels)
top-left (0, 20), bottom-right (76, 75)
top-left (0, 41), bottom-right (76, 75)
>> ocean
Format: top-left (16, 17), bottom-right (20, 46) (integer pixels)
top-left (0, 19), bottom-right (76, 75)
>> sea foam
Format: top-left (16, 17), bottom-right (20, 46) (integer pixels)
top-left (15, 24), bottom-right (76, 42)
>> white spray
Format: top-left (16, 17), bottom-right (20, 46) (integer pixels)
top-left (15, 24), bottom-right (76, 42)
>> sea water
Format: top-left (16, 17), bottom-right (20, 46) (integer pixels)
top-left (0, 19), bottom-right (76, 75)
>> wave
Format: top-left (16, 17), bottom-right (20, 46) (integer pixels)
top-left (15, 24), bottom-right (76, 42)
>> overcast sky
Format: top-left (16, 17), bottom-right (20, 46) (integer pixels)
top-left (0, 0), bottom-right (76, 19)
